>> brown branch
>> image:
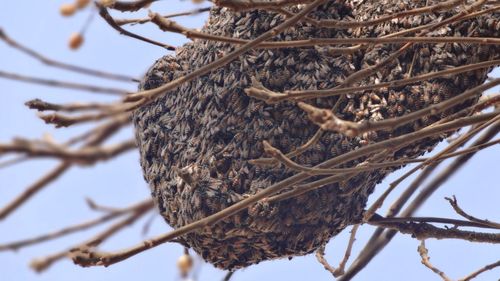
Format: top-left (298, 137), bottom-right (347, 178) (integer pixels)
top-left (115, 7), bottom-right (211, 26)
top-left (123, 0), bottom-right (328, 107)
top-left (38, 109), bottom-right (129, 128)
top-left (31, 200), bottom-right (153, 272)
top-left (297, 79), bottom-right (500, 137)
top-left (269, 111), bottom-right (497, 204)
top-left (250, 93), bottom-right (499, 167)
top-left (316, 225), bottom-right (359, 277)
top-left (245, 59), bottom-right (500, 103)
top-left (0, 162), bottom-right (71, 221)
top-left (368, 216), bottom-right (500, 229)
top-left (0, 116), bottom-right (130, 220)
top-left (459, 260), bottom-right (500, 281)
top-left (314, 0), bottom-right (465, 29)
top-left (0, 70), bottom-right (129, 95)
top-left (105, 0), bottom-right (158, 12)
top-left (0, 138), bottom-right (136, 165)
top-left (213, 0), bottom-right (312, 11)
top-left (85, 198), bottom-right (123, 213)
top-left (222, 271), bottom-right (235, 281)
top-left (0, 28), bottom-right (139, 82)
top-left (340, 120), bottom-right (500, 281)
top-left (263, 135), bottom-right (499, 176)
top-left (417, 241), bottom-right (452, 281)
top-left (249, 129), bottom-right (324, 166)
top-left (368, 215), bottom-right (500, 243)
top-left (351, 117), bottom-right (500, 275)
top-left (97, 3), bottom-right (176, 50)
top-left (32, 99), bottom-right (139, 128)
top-left (25, 98), bottom-right (117, 112)
top-left (0, 156), bottom-right (28, 169)
top-left (445, 196), bottom-right (500, 229)
top-left (0, 199), bottom-right (152, 252)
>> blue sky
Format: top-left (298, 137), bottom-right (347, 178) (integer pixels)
top-left (0, 1), bottom-right (499, 281)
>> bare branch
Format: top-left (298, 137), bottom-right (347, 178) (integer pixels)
top-left (417, 241), bottom-right (452, 281)
top-left (298, 79), bottom-right (500, 137)
top-left (0, 28), bottom-right (139, 82)
top-left (0, 138), bottom-right (136, 164)
top-left (459, 260), bottom-right (500, 281)
top-left (213, 0), bottom-right (313, 11)
top-left (25, 98), bottom-right (118, 112)
top-left (0, 199), bottom-right (152, 252)
top-left (368, 215), bottom-right (500, 243)
top-left (97, 3), bottom-right (176, 50)
top-left (0, 116), bottom-right (130, 220)
top-left (0, 70), bottom-right (130, 95)
top-left (105, 0), bottom-right (159, 12)
top-left (445, 196), bottom-right (500, 229)
top-left (340, 120), bottom-right (500, 281)
top-left (316, 225), bottom-right (359, 277)
top-left (31, 200), bottom-right (153, 272)
top-left (115, 7), bottom-right (211, 26)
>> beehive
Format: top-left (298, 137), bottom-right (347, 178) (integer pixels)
top-left (133, 0), bottom-right (499, 269)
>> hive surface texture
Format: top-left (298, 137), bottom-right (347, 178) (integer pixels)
top-left (133, 0), bottom-right (500, 269)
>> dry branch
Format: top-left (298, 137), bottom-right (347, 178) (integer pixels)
top-left (417, 241), bottom-right (452, 281)
top-left (340, 120), bottom-right (500, 281)
top-left (0, 70), bottom-right (129, 95)
top-left (97, 3), bottom-right (176, 50)
top-left (0, 199), bottom-right (152, 252)
top-left (0, 28), bottom-right (139, 82)
top-left (0, 115), bottom-right (130, 220)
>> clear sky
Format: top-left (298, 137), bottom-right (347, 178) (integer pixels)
top-left (0, 1), bottom-right (499, 281)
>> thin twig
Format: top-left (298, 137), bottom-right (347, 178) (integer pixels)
top-left (115, 7), bottom-right (211, 26)
top-left (267, 112), bottom-right (498, 203)
top-left (31, 201), bottom-right (152, 272)
top-left (417, 240), bottom-right (452, 281)
top-left (0, 199), bottom-right (152, 252)
top-left (0, 70), bottom-right (129, 95)
top-left (340, 120), bottom-right (500, 281)
top-left (297, 79), bottom-right (500, 137)
top-left (26, 98), bottom-right (118, 112)
top-left (445, 196), bottom-right (500, 229)
top-left (0, 116), bottom-right (130, 220)
top-left (0, 28), bottom-right (139, 82)
top-left (459, 260), bottom-right (500, 281)
top-left (97, 3), bottom-right (176, 50)
top-left (222, 271), bottom-right (235, 281)
top-left (0, 139), bottom-right (136, 164)
top-left (367, 215), bottom-right (500, 243)
top-left (213, 0), bottom-right (312, 11)
top-left (316, 225), bottom-right (359, 277)
top-left (0, 162), bottom-right (71, 220)
top-left (106, 0), bottom-right (159, 12)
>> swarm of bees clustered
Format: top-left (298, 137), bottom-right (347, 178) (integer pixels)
top-left (133, 0), bottom-right (499, 270)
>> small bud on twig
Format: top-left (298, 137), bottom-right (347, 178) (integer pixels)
top-left (68, 32), bottom-right (84, 50)
top-left (60, 3), bottom-right (78, 17)
top-left (75, 0), bottom-right (91, 9)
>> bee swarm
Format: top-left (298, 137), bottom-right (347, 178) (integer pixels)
top-left (133, 0), bottom-right (499, 270)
